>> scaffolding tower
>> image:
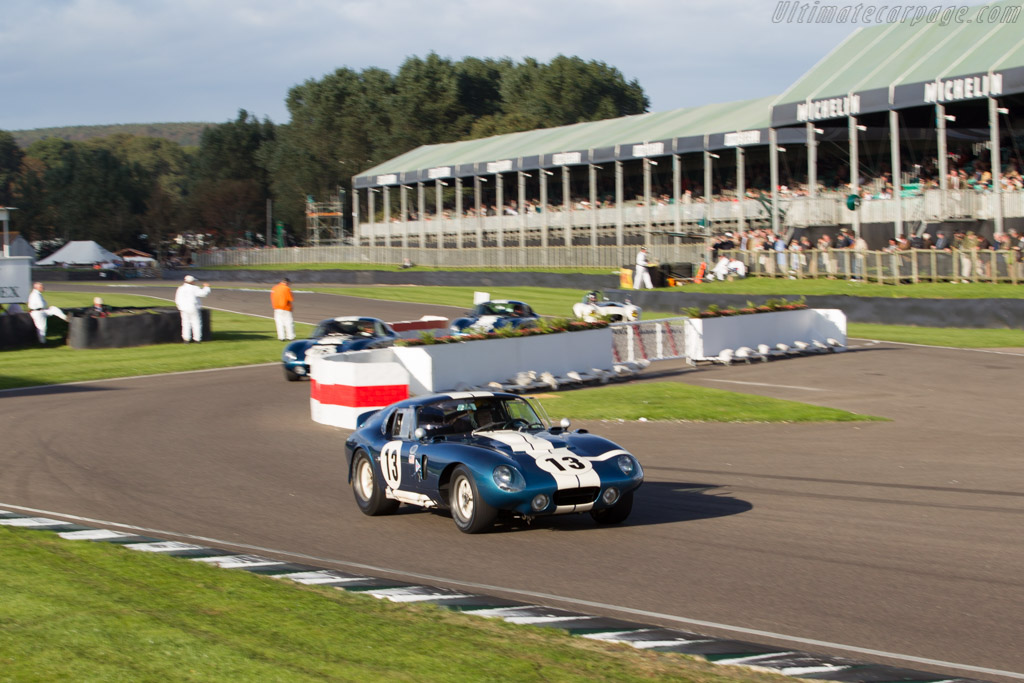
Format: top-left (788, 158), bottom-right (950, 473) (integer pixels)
top-left (305, 190), bottom-right (348, 246)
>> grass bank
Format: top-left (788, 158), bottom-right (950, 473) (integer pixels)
top-left (0, 292), bottom-right (312, 391)
top-left (0, 526), bottom-right (783, 683)
top-left (537, 382), bottom-right (883, 423)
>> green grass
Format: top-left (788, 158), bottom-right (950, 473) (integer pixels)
top-left (0, 292), bottom-right (313, 391)
top-left (4, 287), bottom-right (1021, 392)
top-left (306, 285), bottom-right (1024, 347)
top-left (537, 382), bottom-right (884, 423)
top-left (847, 323), bottom-right (1024, 348)
top-left (0, 526), bottom-right (787, 683)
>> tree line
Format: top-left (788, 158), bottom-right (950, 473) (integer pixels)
top-left (0, 54), bottom-right (648, 260)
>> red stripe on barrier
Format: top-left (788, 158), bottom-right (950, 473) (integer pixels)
top-left (635, 324), bottom-right (648, 360)
top-left (311, 381), bottom-right (408, 407)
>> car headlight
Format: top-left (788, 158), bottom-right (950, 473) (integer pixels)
top-left (616, 454), bottom-right (638, 476)
top-left (283, 350), bottom-right (298, 361)
top-left (493, 464), bottom-right (525, 492)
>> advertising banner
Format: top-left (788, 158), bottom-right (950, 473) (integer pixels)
top-left (0, 257), bottom-right (32, 304)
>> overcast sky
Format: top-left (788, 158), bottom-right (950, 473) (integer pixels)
top-left (0, 0), bottom-right (988, 132)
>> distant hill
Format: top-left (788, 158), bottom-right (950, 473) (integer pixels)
top-left (10, 122), bottom-right (215, 148)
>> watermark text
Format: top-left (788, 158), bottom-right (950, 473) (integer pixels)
top-left (772, 2), bottom-right (1022, 25)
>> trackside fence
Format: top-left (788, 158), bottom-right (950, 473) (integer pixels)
top-left (611, 318), bottom-right (689, 364)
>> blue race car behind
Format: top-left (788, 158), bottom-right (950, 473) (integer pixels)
top-left (449, 300), bottom-right (539, 335)
top-left (282, 316), bottom-right (398, 381)
top-left (345, 392), bottom-right (644, 533)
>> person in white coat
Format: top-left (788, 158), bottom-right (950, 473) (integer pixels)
top-left (26, 282), bottom-right (68, 344)
top-left (174, 275), bottom-right (211, 343)
top-left (633, 247), bottom-right (653, 289)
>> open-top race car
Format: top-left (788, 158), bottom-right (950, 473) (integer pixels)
top-left (345, 392), bottom-right (644, 533)
top-left (572, 290), bottom-right (642, 322)
top-left (282, 316), bottom-right (398, 381)
top-left (449, 300), bottom-right (540, 335)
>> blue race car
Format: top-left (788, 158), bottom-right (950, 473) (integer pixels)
top-left (282, 316), bottom-right (398, 381)
top-left (449, 300), bottom-right (539, 335)
top-left (344, 392), bottom-right (644, 533)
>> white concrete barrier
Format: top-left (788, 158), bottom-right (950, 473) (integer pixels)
top-left (684, 309), bottom-right (847, 362)
top-left (392, 327), bottom-right (613, 395)
top-left (309, 349), bottom-right (409, 429)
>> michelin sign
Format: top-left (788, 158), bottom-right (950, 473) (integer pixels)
top-left (0, 256), bottom-right (32, 304)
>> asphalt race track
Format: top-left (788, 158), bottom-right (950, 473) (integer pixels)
top-left (2, 282), bottom-right (1023, 682)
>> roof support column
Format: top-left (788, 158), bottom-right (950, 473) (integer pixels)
top-left (474, 176), bottom-right (484, 250)
top-left (455, 178), bottom-right (463, 250)
top-left (806, 122), bottom-right (818, 199)
top-left (368, 188), bottom-right (376, 247)
top-left (849, 117), bottom-right (861, 239)
top-left (496, 172), bottom-right (505, 268)
top-left (989, 96), bottom-right (1004, 235)
top-left (383, 186), bottom-right (391, 249)
top-left (589, 163), bottom-right (598, 257)
top-left (736, 145), bottom-right (746, 235)
top-left (615, 160), bottom-right (624, 253)
top-left (672, 154), bottom-right (681, 235)
top-left (643, 157), bottom-right (653, 247)
top-left (562, 165), bottom-right (571, 249)
top-left (770, 128), bottom-right (780, 236)
top-left (937, 105), bottom-right (948, 220)
top-left (540, 169), bottom-right (550, 266)
top-left (400, 185), bottom-right (409, 260)
top-left (890, 110), bottom-right (903, 239)
top-left (518, 171), bottom-right (528, 264)
top-left (417, 182), bottom-right (426, 249)
top-left (352, 189), bottom-right (360, 247)
top-left (435, 179), bottom-right (444, 253)
top-left (704, 149), bottom-right (716, 265)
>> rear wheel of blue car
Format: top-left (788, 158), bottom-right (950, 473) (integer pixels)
top-left (352, 451), bottom-right (399, 516)
top-left (450, 466), bottom-right (496, 533)
top-left (590, 491), bottom-right (633, 525)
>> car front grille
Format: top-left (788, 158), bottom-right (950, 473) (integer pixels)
top-left (552, 487), bottom-right (599, 506)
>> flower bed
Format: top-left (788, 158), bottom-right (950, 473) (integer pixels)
top-left (395, 318), bottom-right (608, 346)
top-left (683, 297), bottom-right (808, 319)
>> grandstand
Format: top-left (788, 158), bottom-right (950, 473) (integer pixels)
top-left (343, 0), bottom-right (1022, 263)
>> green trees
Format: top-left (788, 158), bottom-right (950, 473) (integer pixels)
top-left (3, 54), bottom-right (648, 252)
top-left (0, 131), bottom-right (24, 207)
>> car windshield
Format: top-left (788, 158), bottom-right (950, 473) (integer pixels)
top-left (477, 302), bottom-right (522, 316)
top-left (415, 396), bottom-right (548, 436)
top-left (313, 320), bottom-right (374, 338)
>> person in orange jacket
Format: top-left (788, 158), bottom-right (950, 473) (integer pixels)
top-left (270, 277), bottom-right (295, 341)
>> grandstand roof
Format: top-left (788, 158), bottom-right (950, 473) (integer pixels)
top-left (771, 0), bottom-right (1024, 126)
top-left (352, 95), bottom-right (810, 189)
top-left (353, 0), bottom-right (1024, 189)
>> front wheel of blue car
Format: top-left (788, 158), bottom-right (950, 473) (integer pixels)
top-left (352, 450), bottom-right (399, 516)
top-left (590, 491), bottom-right (634, 525)
top-left (450, 466), bottom-right (497, 533)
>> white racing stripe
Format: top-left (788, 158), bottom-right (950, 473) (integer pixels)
top-left (481, 431), bottom-right (603, 511)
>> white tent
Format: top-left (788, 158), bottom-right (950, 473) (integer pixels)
top-left (37, 241), bottom-right (121, 266)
